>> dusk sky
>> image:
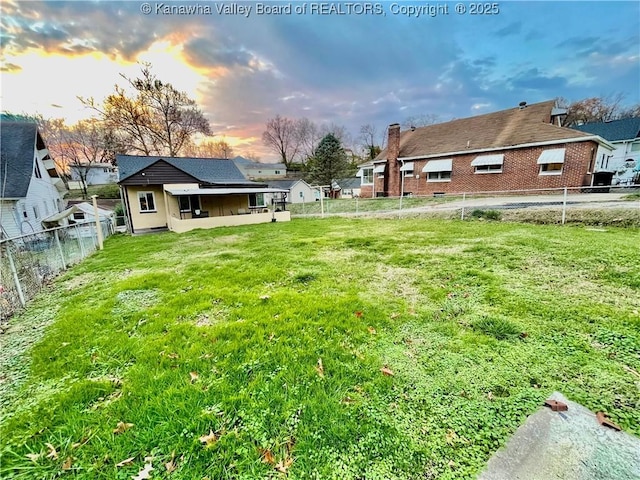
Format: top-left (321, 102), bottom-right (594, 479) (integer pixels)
top-left (1, 1), bottom-right (639, 160)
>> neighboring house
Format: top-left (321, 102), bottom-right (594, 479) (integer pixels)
top-left (572, 117), bottom-right (640, 186)
top-left (232, 156), bottom-right (287, 180)
top-left (67, 201), bottom-right (115, 224)
top-left (117, 155), bottom-right (290, 234)
top-left (334, 177), bottom-right (362, 198)
top-left (68, 163), bottom-right (118, 188)
top-left (265, 179), bottom-right (315, 204)
top-left (357, 100), bottom-right (615, 197)
top-left (0, 121), bottom-right (67, 239)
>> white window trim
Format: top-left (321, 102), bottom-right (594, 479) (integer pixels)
top-left (474, 165), bottom-right (503, 174)
top-left (360, 167), bottom-right (374, 185)
top-left (138, 191), bottom-right (157, 213)
top-left (539, 164), bottom-right (563, 176)
top-left (426, 171), bottom-right (452, 182)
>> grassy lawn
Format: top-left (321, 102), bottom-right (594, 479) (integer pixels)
top-left (288, 196), bottom-right (460, 215)
top-left (1, 218), bottom-right (639, 479)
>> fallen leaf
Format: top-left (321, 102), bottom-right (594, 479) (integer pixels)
top-left (26, 452), bottom-right (41, 462)
top-left (116, 457), bottom-right (135, 467)
top-left (165, 452), bottom-right (177, 473)
top-left (445, 429), bottom-right (458, 445)
top-left (315, 358), bottom-right (324, 378)
top-left (367, 326), bottom-right (376, 334)
top-left (199, 430), bottom-right (217, 447)
top-left (268, 333), bottom-right (275, 341)
top-left (380, 367), bottom-right (394, 376)
top-left (390, 312), bottom-right (400, 320)
top-left (62, 457), bottom-right (73, 470)
top-left (113, 421), bottom-right (134, 434)
top-left (274, 457), bottom-right (293, 473)
top-left (447, 292), bottom-right (455, 299)
top-left (448, 460), bottom-right (456, 468)
top-left (261, 449), bottom-right (276, 465)
top-left (487, 391), bottom-right (494, 401)
top-left (354, 311), bottom-right (363, 318)
top-left (189, 371), bottom-right (199, 383)
top-left (132, 462), bottom-right (154, 480)
top-left (46, 442), bottom-right (58, 460)
top-left (260, 295), bottom-right (270, 301)
top-left (341, 396), bottom-right (355, 404)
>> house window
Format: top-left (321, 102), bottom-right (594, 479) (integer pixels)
top-left (179, 195), bottom-right (201, 212)
top-left (249, 193), bottom-right (265, 208)
top-left (474, 164), bottom-right (503, 173)
top-left (400, 162), bottom-right (415, 176)
top-left (539, 163), bottom-right (563, 174)
top-left (73, 212), bottom-right (86, 221)
top-left (630, 142), bottom-right (640, 152)
top-left (275, 170), bottom-right (281, 175)
top-left (138, 192), bottom-right (156, 212)
top-left (33, 205), bottom-right (40, 219)
top-left (34, 161), bottom-right (42, 179)
top-left (427, 171), bottom-right (451, 182)
top-left (361, 168), bottom-right (374, 185)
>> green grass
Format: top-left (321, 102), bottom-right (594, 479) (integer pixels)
top-left (1, 218), bottom-right (639, 479)
top-left (65, 184), bottom-right (120, 199)
top-left (288, 195), bottom-right (460, 215)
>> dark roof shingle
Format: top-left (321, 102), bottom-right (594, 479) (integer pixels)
top-left (0, 121), bottom-right (37, 198)
top-left (571, 117), bottom-right (640, 142)
top-left (117, 155), bottom-right (253, 184)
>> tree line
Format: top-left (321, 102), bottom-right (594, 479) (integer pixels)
top-left (3, 61), bottom-right (638, 196)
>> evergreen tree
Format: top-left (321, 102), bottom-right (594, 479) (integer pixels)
top-left (306, 133), bottom-right (350, 187)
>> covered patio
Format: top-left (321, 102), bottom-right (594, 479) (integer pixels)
top-left (163, 186), bottom-right (290, 233)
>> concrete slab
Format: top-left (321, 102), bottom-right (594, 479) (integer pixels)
top-left (478, 392), bottom-right (640, 480)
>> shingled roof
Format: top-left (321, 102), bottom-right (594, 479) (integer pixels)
top-left (117, 155), bottom-right (257, 185)
top-left (571, 117), bottom-right (640, 143)
top-left (0, 121), bottom-right (38, 199)
top-left (375, 100), bottom-right (595, 161)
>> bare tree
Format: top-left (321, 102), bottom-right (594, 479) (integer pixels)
top-left (359, 124), bottom-right (382, 160)
top-left (184, 137), bottom-right (234, 159)
top-left (401, 114), bottom-right (441, 129)
top-left (295, 117), bottom-right (320, 164)
top-left (80, 63), bottom-right (211, 157)
top-left (262, 115), bottom-right (301, 168)
top-left (559, 94), bottom-right (639, 126)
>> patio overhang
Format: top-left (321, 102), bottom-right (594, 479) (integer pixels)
top-left (165, 187), bottom-right (289, 196)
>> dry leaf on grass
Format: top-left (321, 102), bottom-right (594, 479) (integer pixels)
top-left (62, 456), bottom-right (73, 470)
top-left (199, 430), bottom-right (217, 447)
top-left (445, 429), bottom-right (458, 445)
top-left (380, 367), bottom-right (394, 376)
top-left (189, 371), bottom-right (199, 383)
top-left (116, 457), bottom-right (135, 467)
top-left (274, 457), bottom-right (293, 474)
top-left (25, 452), bottom-right (42, 462)
top-left (261, 449), bottom-right (276, 465)
top-left (315, 358), bottom-right (324, 378)
top-left (113, 421), bottom-right (134, 434)
top-left (354, 311), bottom-right (363, 318)
top-left (367, 326), bottom-right (376, 335)
top-left (45, 443), bottom-right (58, 460)
top-left (132, 463), bottom-right (154, 480)
top-left (165, 452), bottom-right (178, 473)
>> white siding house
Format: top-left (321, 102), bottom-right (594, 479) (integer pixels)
top-left (0, 121), bottom-right (66, 239)
top-left (68, 163), bottom-right (118, 188)
top-left (266, 179), bottom-right (315, 204)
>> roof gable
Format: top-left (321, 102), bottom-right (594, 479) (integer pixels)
top-left (571, 117), bottom-right (640, 142)
top-left (117, 155), bottom-right (254, 185)
top-left (0, 121), bottom-right (38, 198)
top-left (375, 100), bottom-right (594, 161)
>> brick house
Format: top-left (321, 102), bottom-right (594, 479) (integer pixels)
top-left (357, 100), bottom-right (615, 197)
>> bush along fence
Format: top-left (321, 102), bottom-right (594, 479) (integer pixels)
top-left (0, 220), bottom-right (113, 322)
top-left (289, 185), bottom-right (640, 226)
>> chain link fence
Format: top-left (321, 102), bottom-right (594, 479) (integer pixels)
top-left (290, 185), bottom-right (640, 226)
top-left (0, 220), bottom-right (113, 322)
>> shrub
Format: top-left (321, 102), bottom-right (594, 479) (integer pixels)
top-left (470, 209), bottom-right (502, 221)
top-left (473, 316), bottom-right (522, 340)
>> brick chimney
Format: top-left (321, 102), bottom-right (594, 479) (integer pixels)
top-left (386, 123), bottom-right (401, 197)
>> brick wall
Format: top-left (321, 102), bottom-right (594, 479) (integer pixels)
top-left (379, 141), bottom-right (597, 197)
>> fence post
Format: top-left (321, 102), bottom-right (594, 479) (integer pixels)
top-left (6, 246), bottom-right (26, 307)
top-left (54, 229), bottom-right (67, 270)
top-left (76, 224), bottom-right (86, 258)
top-left (92, 195), bottom-right (104, 250)
top-left (562, 187), bottom-right (568, 225)
top-left (461, 193), bottom-right (466, 220)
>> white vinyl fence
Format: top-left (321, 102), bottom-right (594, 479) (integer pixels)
top-left (0, 220), bottom-right (113, 322)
